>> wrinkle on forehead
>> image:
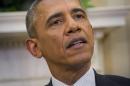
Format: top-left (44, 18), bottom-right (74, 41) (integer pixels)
top-left (37, 0), bottom-right (81, 16)
top-left (37, 0), bottom-right (80, 9)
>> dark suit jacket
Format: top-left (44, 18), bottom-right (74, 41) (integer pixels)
top-left (45, 72), bottom-right (130, 86)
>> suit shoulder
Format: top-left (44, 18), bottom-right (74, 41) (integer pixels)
top-left (102, 75), bottom-right (130, 86)
top-left (104, 75), bottom-right (130, 81)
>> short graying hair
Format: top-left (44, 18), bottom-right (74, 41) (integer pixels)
top-left (26, 0), bottom-right (42, 38)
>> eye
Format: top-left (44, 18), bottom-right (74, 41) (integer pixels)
top-left (73, 13), bottom-right (86, 21)
top-left (54, 19), bottom-right (63, 25)
top-left (49, 18), bottom-right (64, 26)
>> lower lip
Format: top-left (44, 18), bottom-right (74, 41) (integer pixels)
top-left (70, 43), bottom-right (85, 49)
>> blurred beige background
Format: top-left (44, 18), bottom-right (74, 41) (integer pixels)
top-left (92, 0), bottom-right (130, 76)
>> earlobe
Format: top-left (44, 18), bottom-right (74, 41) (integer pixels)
top-left (26, 39), bottom-right (42, 58)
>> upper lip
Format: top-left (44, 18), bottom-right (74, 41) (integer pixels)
top-left (65, 37), bottom-right (87, 49)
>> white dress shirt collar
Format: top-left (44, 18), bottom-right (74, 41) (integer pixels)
top-left (52, 67), bottom-right (96, 86)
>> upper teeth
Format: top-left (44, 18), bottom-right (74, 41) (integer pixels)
top-left (73, 41), bottom-right (82, 45)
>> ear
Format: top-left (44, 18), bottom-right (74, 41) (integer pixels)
top-left (25, 38), bottom-right (42, 58)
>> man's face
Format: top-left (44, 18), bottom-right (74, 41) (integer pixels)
top-left (34, 0), bottom-right (94, 67)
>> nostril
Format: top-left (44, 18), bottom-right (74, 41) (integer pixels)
top-left (68, 30), bottom-right (73, 33)
top-left (77, 28), bottom-right (81, 32)
top-left (67, 28), bottom-right (81, 34)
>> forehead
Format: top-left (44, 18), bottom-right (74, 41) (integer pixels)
top-left (38, 0), bottom-right (80, 8)
top-left (36, 0), bottom-right (81, 17)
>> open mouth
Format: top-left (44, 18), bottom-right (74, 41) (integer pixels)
top-left (66, 37), bottom-right (87, 49)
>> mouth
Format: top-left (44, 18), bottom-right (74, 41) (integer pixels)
top-left (66, 37), bottom-right (87, 49)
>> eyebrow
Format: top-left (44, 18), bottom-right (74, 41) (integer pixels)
top-left (71, 8), bottom-right (86, 15)
top-left (46, 8), bottom-right (86, 25)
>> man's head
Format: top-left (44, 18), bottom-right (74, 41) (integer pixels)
top-left (26, 0), bottom-right (94, 70)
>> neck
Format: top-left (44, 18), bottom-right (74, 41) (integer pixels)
top-left (49, 62), bottom-right (91, 85)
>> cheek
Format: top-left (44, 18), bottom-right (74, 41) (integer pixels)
top-left (42, 35), bottom-right (60, 50)
top-left (82, 22), bottom-right (93, 34)
top-left (82, 23), bottom-right (94, 44)
top-left (39, 32), bottom-right (65, 58)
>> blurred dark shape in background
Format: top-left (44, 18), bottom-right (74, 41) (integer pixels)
top-left (0, 0), bottom-right (93, 12)
top-left (0, 0), bottom-right (34, 11)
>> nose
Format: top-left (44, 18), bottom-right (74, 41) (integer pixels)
top-left (64, 17), bottom-right (81, 36)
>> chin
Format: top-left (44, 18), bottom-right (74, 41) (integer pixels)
top-left (67, 53), bottom-right (92, 68)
